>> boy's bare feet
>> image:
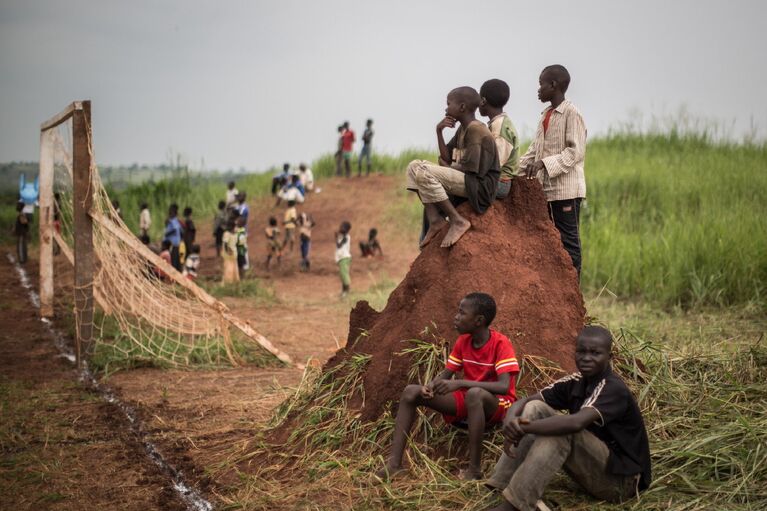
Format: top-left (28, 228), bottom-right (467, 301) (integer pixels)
top-left (458, 468), bottom-right (483, 481)
top-left (441, 216), bottom-right (471, 247)
top-left (419, 218), bottom-right (447, 248)
top-left (374, 464), bottom-right (407, 481)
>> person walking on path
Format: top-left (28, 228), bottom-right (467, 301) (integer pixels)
top-left (358, 118), bottom-right (374, 176)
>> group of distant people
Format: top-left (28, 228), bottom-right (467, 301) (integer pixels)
top-left (137, 202), bottom-right (201, 282)
top-left (335, 119), bottom-right (374, 177)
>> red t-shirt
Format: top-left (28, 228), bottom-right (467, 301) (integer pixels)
top-left (341, 129), bottom-right (355, 152)
top-left (446, 329), bottom-right (520, 399)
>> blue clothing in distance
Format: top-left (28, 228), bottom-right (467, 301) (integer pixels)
top-left (163, 217), bottom-right (182, 247)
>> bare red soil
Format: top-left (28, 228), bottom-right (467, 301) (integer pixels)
top-left (323, 178), bottom-right (584, 421)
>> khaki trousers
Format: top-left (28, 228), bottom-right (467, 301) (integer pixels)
top-left (405, 160), bottom-right (467, 204)
top-left (486, 401), bottom-right (638, 511)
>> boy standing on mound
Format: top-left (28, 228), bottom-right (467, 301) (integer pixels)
top-left (377, 293), bottom-right (519, 481)
top-left (519, 65), bottom-right (587, 276)
top-left (406, 87), bottom-right (500, 248)
top-left (479, 79), bottom-right (521, 200)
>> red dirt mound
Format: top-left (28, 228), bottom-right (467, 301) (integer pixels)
top-left (326, 179), bottom-right (585, 422)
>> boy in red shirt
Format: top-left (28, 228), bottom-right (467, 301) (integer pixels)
top-left (377, 292), bottom-right (520, 481)
top-left (341, 121), bottom-right (355, 177)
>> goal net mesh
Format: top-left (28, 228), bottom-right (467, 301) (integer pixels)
top-left (47, 114), bottom-right (281, 368)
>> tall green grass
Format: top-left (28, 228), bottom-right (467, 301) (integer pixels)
top-left (582, 132), bottom-right (767, 309)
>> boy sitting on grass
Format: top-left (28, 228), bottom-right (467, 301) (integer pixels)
top-left (377, 293), bottom-right (519, 481)
top-left (483, 326), bottom-right (651, 511)
top-left (406, 87), bottom-right (500, 248)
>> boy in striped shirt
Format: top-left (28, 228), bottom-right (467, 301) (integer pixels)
top-left (377, 293), bottom-right (520, 481)
top-left (520, 65), bottom-right (587, 276)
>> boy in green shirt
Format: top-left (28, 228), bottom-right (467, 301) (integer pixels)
top-left (479, 79), bottom-right (520, 200)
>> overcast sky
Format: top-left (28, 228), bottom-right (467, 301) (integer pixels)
top-left (1, 0), bottom-right (765, 171)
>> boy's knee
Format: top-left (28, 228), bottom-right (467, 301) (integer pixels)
top-left (465, 386), bottom-right (490, 406)
top-left (401, 384), bottom-right (423, 403)
top-left (522, 400), bottom-right (556, 419)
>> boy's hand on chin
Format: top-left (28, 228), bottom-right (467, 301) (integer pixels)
top-left (437, 116), bottom-right (457, 130)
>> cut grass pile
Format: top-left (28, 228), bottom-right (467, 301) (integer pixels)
top-left (211, 319), bottom-right (767, 511)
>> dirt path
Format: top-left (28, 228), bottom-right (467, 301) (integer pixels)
top-left (0, 254), bottom-right (186, 510)
top-left (199, 174), bottom-right (420, 363)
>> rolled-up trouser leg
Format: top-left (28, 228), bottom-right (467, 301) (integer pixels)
top-left (486, 400), bottom-right (561, 491)
top-left (406, 160), bottom-right (467, 203)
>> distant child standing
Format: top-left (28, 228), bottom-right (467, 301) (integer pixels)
top-left (283, 200), bottom-right (298, 252)
top-left (163, 203), bottom-right (183, 271)
top-left (235, 216), bottom-right (249, 275)
top-left (183, 244), bottom-right (201, 281)
top-left (359, 228), bottom-right (383, 257)
top-left (297, 211), bottom-right (315, 271)
top-left (213, 200), bottom-right (227, 257)
top-left (237, 192), bottom-right (250, 228)
top-left (221, 220), bottom-right (240, 284)
top-left (139, 202), bottom-right (152, 239)
top-left (520, 65), bottom-right (587, 276)
top-left (182, 207), bottom-right (196, 254)
top-left (479, 79), bottom-right (520, 200)
top-left (335, 221), bottom-right (352, 297)
top-left (264, 217), bottom-right (282, 270)
top-left (335, 125), bottom-right (345, 177)
top-left (358, 118), bottom-right (374, 176)
top-left (13, 201), bottom-right (29, 263)
top-left (225, 181), bottom-right (239, 210)
top-left (341, 121), bottom-right (356, 178)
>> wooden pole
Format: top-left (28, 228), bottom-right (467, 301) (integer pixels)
top-left (38, 129), bottom-right (55, 318)
top-left (72, 101), bottom-right (94, 368)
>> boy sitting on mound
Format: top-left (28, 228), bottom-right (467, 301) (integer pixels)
top-left (377, 293), bottom-right (519, 481)
top-left (406, 87), bottom-right (500, 248)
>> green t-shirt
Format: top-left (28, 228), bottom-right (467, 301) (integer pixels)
top-left (494, 113), bottom-right (520, 179)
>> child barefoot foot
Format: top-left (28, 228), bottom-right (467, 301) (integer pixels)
top-left (441, 216), bottom-right (471, 247)
top-left (374, 464), bottom-right (407, 481)
top-left (419, 218), bottom-right (447, 248)
top-left (458, 467), bottom-right (483, 481)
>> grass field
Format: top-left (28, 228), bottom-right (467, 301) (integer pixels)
top-left (7, 128), bottom-right (764, 310)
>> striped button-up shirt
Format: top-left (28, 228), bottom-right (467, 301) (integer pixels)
top-left (519, 99), bottom-right (587, 201)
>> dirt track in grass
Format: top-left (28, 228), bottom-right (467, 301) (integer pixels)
top-left (3, 174), bottom-right (422, 508)
top-left (0, 254), bottom-right (185, 510)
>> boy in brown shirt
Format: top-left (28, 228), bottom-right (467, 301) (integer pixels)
top-left (406, 86), bottom-right (500, 248)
